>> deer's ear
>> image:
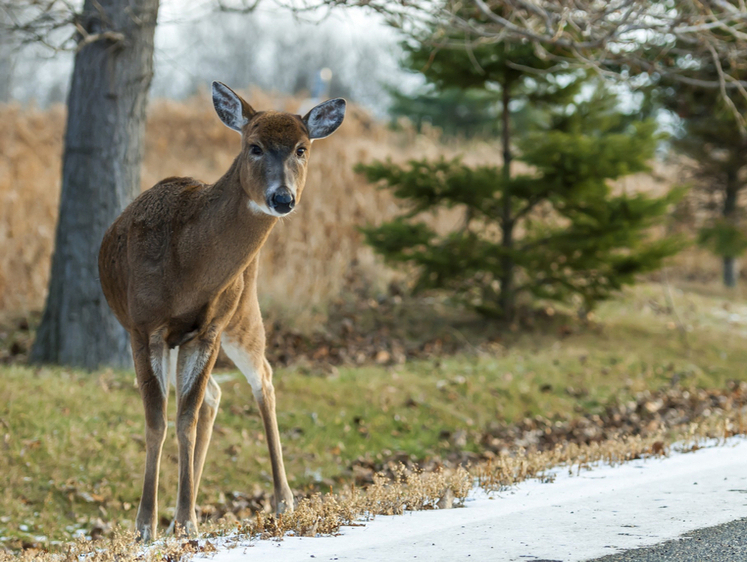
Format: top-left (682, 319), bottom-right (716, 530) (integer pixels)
top-left (212, 81), bottom-right (256, 133)
top-left (303, 98), bottom-right (346, 140)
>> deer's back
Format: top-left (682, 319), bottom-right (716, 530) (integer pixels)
top-left (99, 176), bottom-right (220, 333)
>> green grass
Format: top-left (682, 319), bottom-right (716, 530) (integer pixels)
top-left (1, 282), bottom-right (746, 549)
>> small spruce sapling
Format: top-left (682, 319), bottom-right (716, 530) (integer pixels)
top-left (357, 85), bottom-right (683, 318)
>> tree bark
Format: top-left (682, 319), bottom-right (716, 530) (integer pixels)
top-left (499, 81), bottom-right (515, 320)
top-left (723, 256), bottom-right (737, 288)
top-left (722, 169), bottom-right (739, 288)
top-left (0, 11), bottom-right (14, 102)
top-left (31, 0), bottom-right (159, 369)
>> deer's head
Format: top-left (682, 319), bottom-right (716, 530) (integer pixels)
top-left (211, 81), bottom-right (346, 217)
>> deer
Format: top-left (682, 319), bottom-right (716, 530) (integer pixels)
top-left (98, 82), bottom-right (346, 541)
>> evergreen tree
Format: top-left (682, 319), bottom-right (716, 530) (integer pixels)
top-left (358, 82), bottom-right (683, 319)
top-left (387, 26), bottom-right (581, 318)
top-left (390, 87), bottom-right (502, 138)
top-left (650, 52), bottom-right (747, 287)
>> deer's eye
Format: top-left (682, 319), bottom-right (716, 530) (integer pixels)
top-left (250, 145), bottom-right (263, 156)
top-left (296, 147), bottom-right (307, 157)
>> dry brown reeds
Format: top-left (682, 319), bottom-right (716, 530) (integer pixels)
top-left (0, 89), bottom-right (720, 331)
top-left (0, 90), bottom-right (498, 328)
top-left (0, 104), bottom-right (65, 314)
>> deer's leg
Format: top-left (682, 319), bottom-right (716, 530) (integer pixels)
top-left (192, 375), bottom-right (221, 501)
top-left (133, 333), bottom-right (170, 542)
top-left (258, 356), bottom-right (295, 513)
top-left (221, 333), bottom-right (294, 514)
top-left (173, 337), bottom-right (219, 537)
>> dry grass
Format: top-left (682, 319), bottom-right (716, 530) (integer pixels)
top-left (0, 90), bottom-right (500, 328)
top-left (0, 465), bottom-right (471, 562)
top-left (0, 91), bottom-right (706, 331)
top-left (247, 465), bottom-right (472, 539)
top-left (474, 415), bottom-right (746, 493)
top-left (0, 104), bottom-right (64, 314)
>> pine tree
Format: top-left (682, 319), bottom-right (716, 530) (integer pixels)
top-left (650, 52), bottom-right (747, 287)
top-left (390, 32), bottom-right (553, 138)
top-left (358, 79), bottom-right (682, 319)
top-left (390, 88), bottom-right (502, 138)
top-left (386, 26), bottom-right (582, 318)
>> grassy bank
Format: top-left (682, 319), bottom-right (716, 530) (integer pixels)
top-left (1, 282), bottom-right (746, 551)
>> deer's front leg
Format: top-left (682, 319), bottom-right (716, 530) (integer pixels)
top-left (173, 338), bottom-right (220, 536)
top-left (133, 334), bottom-right (169, 542)
top-left (221, 333), bottom-right (294, 513)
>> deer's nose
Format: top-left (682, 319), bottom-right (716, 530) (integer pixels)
top-left (269, 187), bottom-right (295, 215)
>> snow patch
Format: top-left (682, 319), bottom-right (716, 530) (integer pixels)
top-left (196, 437), bottom-right (747, 562)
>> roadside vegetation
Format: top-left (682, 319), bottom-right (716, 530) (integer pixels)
top-left (2, 281), bottom-right (747, 557)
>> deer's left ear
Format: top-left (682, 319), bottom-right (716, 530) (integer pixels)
top-left (303, 98), bottom-right (346, 140)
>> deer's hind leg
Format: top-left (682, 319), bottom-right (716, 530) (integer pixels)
top-left (172, 334), bottom-right (220, 537)
top-left (158, 348), bottom-right (222, 510)
top-left (193, 374), bottom-right (221, 500)
top-left (133, 332), bottom-right (170, 542)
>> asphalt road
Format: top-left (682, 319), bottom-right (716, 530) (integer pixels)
top-left (589, 518), bottom-right (747, 562)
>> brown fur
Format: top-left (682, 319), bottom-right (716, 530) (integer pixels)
top-left (99, 157), bottom-right (277, 346)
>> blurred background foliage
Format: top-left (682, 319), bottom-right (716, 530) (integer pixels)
top-left (647, 39), bottom-right (747, 288)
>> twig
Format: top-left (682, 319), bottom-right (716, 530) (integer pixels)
top-left (74, 21), bottom-right (124, 52)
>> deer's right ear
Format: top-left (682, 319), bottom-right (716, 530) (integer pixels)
top-left (212, 81), bottom-right (256, 133)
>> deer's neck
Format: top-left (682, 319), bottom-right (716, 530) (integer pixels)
top-left (204, 157), bottom-right (278, 271)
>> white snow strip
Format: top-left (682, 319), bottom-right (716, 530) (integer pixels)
top-left (200, 438), bottom-right (747, 562)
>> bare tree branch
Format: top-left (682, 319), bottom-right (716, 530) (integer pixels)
top-left (215, 0), bottom-right (262, 14)
top-left (373, 0), bottom-right (747, 127)
top-left (73, 20), bottom-right (123, 51)
top-left (446, 0), bottom-right (747, 92)
top-left (6, 0), bottom-right (747, 119)
top-left (0, 0), bottom-right (78, 51)
top-left (706, 38), bottom-right (746, 130)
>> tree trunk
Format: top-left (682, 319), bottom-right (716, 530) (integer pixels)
top-left (723, 256), bottom-right (737, 287)
top-left (499, 82), bottom-right (515, 320)
top-left (0, 54), bottom-right (11, 103)
top-left (723, 169), bottom-right (739, 288)
top-left (31, 0), bottom-right (159, 369)
top-left (0, 12), bottom-right (14, 102)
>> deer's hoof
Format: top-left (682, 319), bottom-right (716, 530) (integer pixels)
top-left (136, 523), bottom-right (156, 543)
top-left (275, 488), bottom-right (295, 514)
top-left (168, 518), bottom-right (198, 537)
